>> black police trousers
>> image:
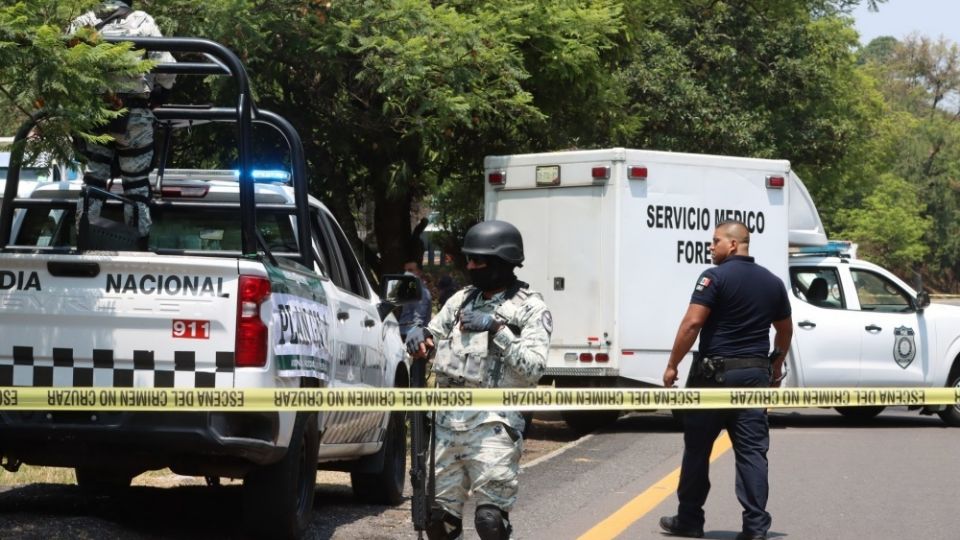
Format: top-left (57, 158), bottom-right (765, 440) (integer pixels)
top-left (677, 366), bottom-right (771, 536)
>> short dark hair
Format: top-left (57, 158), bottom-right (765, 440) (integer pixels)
top-left (404, 259), bottom-right (423, 271)
top-left (716, 220), bottom-right (750, 244)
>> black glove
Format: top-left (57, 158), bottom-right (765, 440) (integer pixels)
top-left (405, 326), bottom-right (432, 355)
top-left (460, 310), bottom-right (501, 333)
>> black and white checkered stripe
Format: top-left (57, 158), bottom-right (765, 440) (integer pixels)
top-left (0, 346), bottom-right (234, 388)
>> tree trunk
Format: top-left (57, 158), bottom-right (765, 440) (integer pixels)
top-left (374, 181), bottom-right (414, 275)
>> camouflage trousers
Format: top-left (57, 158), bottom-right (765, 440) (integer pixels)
top-left (433, 421), bottom-right (522, 519)
top-left (76, 107), bottom-right (156, 237)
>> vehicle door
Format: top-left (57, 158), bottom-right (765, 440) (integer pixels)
top-left (846, 267), bottom-right (926, 386)
top-left (313, 209), bottom-right (385, 445)
top-left (789, 265), bottom-right (863, 385)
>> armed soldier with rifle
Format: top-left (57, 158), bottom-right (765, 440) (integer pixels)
top-left (406, 220), bottom-right (551, 540)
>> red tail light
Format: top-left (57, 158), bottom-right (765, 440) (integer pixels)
top-left (488, 171), bottom-right (506, 186)
top-left (236, 275), bottom-right (271, 367)
top-left (579, 353), bottom-right (594, 362)
top-left (595, 353), bottom-right (609, 363)
top-left (628, 166), bottom-right (647, 180)
top-left (766, 175), bottom-right (785, 188)
top-left (591, 166), bottom-right (610, 180)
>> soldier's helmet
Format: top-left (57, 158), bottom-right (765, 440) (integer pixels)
top-left (462, 220), bottom-right (524, 266)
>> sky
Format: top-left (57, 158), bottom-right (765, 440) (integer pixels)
top-left (852, 0), bottom-right (960, 46)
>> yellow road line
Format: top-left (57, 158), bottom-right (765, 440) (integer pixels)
top-left (577, 432), bottom-right (733, 540)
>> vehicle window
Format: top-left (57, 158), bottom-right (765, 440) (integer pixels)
top-left (850, 269), bottom-right (912, 312)
top-left (314, 210), bottom-right (348, 290)
top-left (308, 209), bottom-right (332, 279)
top-left (790, 267), bottom-right (846, 309)
top-left (13, 205), bottom-right (297, 253)
top-left (318, 211), bottom-right (368, 298)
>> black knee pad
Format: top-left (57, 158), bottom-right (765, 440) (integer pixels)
top-left (426, 508), bottom-right (462, 540)
top-left (475, 504), bottom-right (511, 540)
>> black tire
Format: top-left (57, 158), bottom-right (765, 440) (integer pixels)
top-left (561, 409), bottom-right (619, 435)
top-left (938, 372), bottom-right (960, 427)
top-left (351, 410), bottom-right (407, 505)
top-left (835, 406), bottom-right (885, 420)
top-left (243, 412), bottom-right (319, 540)
top-left (74, 467), bottom-right (134, 491)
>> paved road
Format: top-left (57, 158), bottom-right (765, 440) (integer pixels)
top-left (511, 407), bottom-right (960, 540)
top-left (1, 407), bottom-right (956, 539)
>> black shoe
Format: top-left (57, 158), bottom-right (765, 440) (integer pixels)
top-left (736, 533), bottom-right (766, 540)
top-left (658, 515), bottom-right (704, 538)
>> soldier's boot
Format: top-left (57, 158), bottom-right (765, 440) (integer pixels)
top-left (123, 186), bottom-right (152, 244)
top-left (475, 504), bottom-right (512, 540)
top-left (425, 508), bottom-right (462, 540)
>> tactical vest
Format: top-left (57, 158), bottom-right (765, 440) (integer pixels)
top-left (432, 283), bottom-right (535, 388)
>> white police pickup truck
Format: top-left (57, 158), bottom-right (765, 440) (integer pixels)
top-left (786, 245), bottom-right (960, 424)
top-left (484, 148), bottom-right (960, 431)
top-left (0, 38), bottom-right (414, 539)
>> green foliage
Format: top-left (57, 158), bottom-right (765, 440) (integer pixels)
top-left (834, 173), bottom-right (931, 273)
top-left (0, 1), bottom-right (153, 163)
top-left (860, 34), bottom-right (960, 289)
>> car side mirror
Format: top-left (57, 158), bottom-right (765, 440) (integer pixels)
top-left (914, 289), bottom-right (931, 311)
top-left (378, 273), bottom-right (422, 322)
top-left (381, 273), bottom-right (422, 304)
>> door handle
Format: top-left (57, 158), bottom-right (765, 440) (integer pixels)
top-left (363, 318), bottom-right (376, 328)
top-left (337, 311), bottom-right (350, 321)
top-left (865, 324), bottom-right (882, 332)
top-left (798, 320), bottom-right (816, 329)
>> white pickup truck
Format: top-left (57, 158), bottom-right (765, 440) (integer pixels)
top-left (0, 38), bottom-right (415, 539)
top-left (483, 148), bottom-right (960, 432)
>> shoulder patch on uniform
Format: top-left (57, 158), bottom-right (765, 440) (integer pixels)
top-left (695, 276), bottom-right (712, 292)
top-left (541, 311), bottom-right (553, 334)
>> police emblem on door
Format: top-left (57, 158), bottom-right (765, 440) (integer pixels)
top-left (893, 326), bottom-right (916, 369)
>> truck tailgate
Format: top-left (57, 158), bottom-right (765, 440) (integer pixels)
top-left (0, 253), bottom-right (239, 388)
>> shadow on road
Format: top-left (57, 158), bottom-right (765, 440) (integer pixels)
top-left (592, 408), bottom-right (946, 435)
top-left (0, 479), bottom-right (394, 540)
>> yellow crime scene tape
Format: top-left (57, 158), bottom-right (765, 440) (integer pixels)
top-left (0, 387), bottom-right (957, 412)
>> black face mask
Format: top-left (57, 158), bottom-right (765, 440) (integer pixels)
top-left (468, 258), bottom-right (515, 291)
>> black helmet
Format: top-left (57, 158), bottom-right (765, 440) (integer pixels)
top-left (462, 220), bottom-right (524, 266)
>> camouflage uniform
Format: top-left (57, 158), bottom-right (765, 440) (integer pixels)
top-left (426, 285), bottom-right (551, 521)
top-left (70, 1), bottom-right (176, 238)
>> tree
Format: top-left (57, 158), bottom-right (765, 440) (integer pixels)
top-left (834, 173), bottom-right (931, 274)
top-left (0, 1), bottom-right (152, 162)
top-left (149, 0), bottom-right (627, 278)
top-left (861, 34), bottom-right (960, 289)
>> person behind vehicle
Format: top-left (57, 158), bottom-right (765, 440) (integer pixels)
top-left (436, 273), bottom-right (458, 310)
top-left (69, 0), bottom-right (176, 244)
top-left (660, 220), bottom-right (792, 540)
top-left (405, 220), bottom-right (551, 540)
top-left (398, 258), bottom-right (433, 340)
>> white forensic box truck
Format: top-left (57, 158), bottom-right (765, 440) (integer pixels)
top-left (484, 148), bottom-right (960, 433)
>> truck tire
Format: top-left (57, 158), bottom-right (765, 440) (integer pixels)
top-left (834, 406), bottom-right (884, 420)
top-left (937, 372), bottom-right (960, 427)
top-left (74, 467), bottom-right (134, 491)
top-left (561, 410), bottom-right (619, 435)
top-left (351, 410), bottom-right (407, 505)
top-left (243, 412), bottom-right (319, 540)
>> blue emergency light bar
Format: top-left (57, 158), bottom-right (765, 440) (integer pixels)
top-left (232, 169), bottom-right (291, 183)
top-left (790, 240), bottom-right (855, 258)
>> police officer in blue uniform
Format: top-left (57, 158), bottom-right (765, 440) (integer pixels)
top-left (660, 220), bottom-right (793, 540)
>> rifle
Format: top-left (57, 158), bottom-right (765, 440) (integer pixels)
top-left (410, 357), bottom-right (435, 538)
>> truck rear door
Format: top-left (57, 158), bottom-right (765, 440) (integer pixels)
top-left (0, 253), bottom-right (239, 388)
top-left (484, 156), bottom-right (616, 370)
